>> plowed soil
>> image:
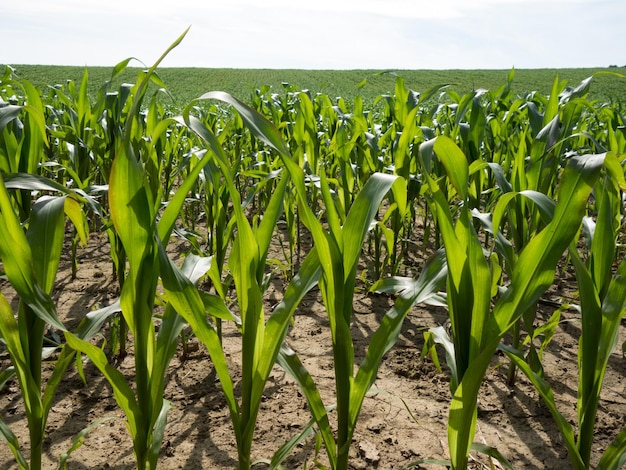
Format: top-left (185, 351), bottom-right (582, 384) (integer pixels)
top-left (1, 229), bottom-right (625, 469)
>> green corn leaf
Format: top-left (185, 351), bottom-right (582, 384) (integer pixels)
top-left (152, 302), bottom-right (187, 405)
top-left (267, 416), bottom-right (317, 470)
top-left (20, 108), bottom-right (48, 177)
top-left (501, 344), bottom-right (585, 469)
top-left (350, 250), bottom-right (447, 429)
top-left (73, 301), bottom-right (122, 341)
top-left (343, 173), bottom-right (398, 279)
top-left (0, 418), bottom-right (29, 470)
top-left (0, 103), bottom-right (23, 130)
top-left (3, 173), bottom-right (90, 246)
top-left (428, 325), bottom-right (458, 391)
top-left (572, 184), bottom-right (613, 462)
top-left (447, 338), bottom-right (496, 470)
top-left (58, 416), bottom-right (115, 470)
top-left (520, 306), bottom-right (563, 360)
top-left (122, 27), bottom-right (189, 140)
top-left (486, 161), bottom-right (513, 193)
top-left (199, 292), bottom-right (240, 324)
top-left (154, 228), bottom-right (214, 466)
top-left (598, 257), bottom-right (626, 355)
top-left (418, 83), bottom-right (451, 103)
top-left (395, 106), bottom-right (419, 178)
top-left (598, 427), bottom-right (626, 470)
top-left (492, 153), bottom-right (604, 334)
top-left (0, 366), bottom-right (15, 392)
top-left (0, 175), bottom-right (65, 332)
top-left (390, 177), bottom-right (408, 218)
top-left (255, 172), bottom-right (289, 279)
top-left (157, 241), bottom-right (241, 431)
top-left (157, 143), bottom-right (214, 244)
top-left (421, 331), bottom-right (443, 372)
top-left (319, 171), bottom-right (343, 243)
top-left (371, 275), bottom-right (447, 308)
top-left (110, 58), bottom-right (133, 81)
top-left (422, 170), bottom-right (465, 288)
top-left (464, 214), bottom-right (492, 358)
top-left (277, 344), bottom-right (337, 468)
top-left (180, 253), bottom-right (213, 285)
top-left (108, 143), bottom-right (155, 279)
top-left (426, 137), bottom-right (492, 380)
top-left (64, 332), bottom-right (140, 445)
top-left (147, 400), bottom-right (173, 469)
top-left (259, 247), bottom-right (322, 395)
top-left (109, 134), bottom-right (160, 467)
top-left (63, 197), bottom-right (88, 246)
top-left (0, 292), bottom-right (43, 439)
top-left (27, 196), bottom-right (66, 294)
top-left (491, 190), bottom-right (555, 239)
top-left (0, 180), bottom-right (84, 469)
top-left (3, 173), bottom-right (82, 194)
top-left (196, 91), bottom-right (291, 158)
top-left (602, 151), bottom-right (626, 191)
top-left (433, 136), bottom-right (468, 200)
top-left (544, 75), bottom-right (563, 125)
top-left (226, 205), bottom-right (263, 453)
top-left (470, 442), bottom-right (515, 470)
top-left (370, 276), bottom-right (417, 295)
top-left (42, 344), bottom-right (81, 428)
top-left (575, 254), bottom-right (626, 466)
top-left (589, 175), bottom-right (620, 298)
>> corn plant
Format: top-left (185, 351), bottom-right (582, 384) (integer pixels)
top-left (199, 91), bottom-right (445, 469)
top-left (62, 29), bottom-right (194, 470)
top-left (42, 65), bottom-right (134, 347)
top-left (0, 169), bottom-right (92, 469)
top-left (0, 74), bottom-right (48, 221)
top-left (0, 175), bottom-right (119, 470)
top-left (491, 76), bottom-right (619, 386)
top-left (0, 82), bottom-right (102, 468)
top-left (276, 171), bottom-right (446, 470)
top-left (501, 151), bottom-right (626, 469)
top-left (421, 135), bottom-right (608, 470)
top-left (155, 91), bottom-right (324, 470)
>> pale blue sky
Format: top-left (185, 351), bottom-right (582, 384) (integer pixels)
top-left (2, 0), bottom-right (623, 69)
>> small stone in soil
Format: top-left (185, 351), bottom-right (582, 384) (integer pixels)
top-left (367, 421), bottom-right (385, 434)
top-left (359, 440), bottom-right (380, 464)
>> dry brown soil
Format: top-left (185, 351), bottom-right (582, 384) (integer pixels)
top-left (1, 230), bottom-right (625, 469)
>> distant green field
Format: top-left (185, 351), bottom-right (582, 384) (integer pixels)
top-left (5, 64), bottom-right (626, 107)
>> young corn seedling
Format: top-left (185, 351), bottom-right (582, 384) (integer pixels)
top-left (63, 28), bottom-right (195, 470)
top-left (276, 170), bottom-right (446, 470)
top-left (480, 76), bottom-right (608, 386)
top-left (501, 152), bottom-right (626, 469)
top-left (0, 170), bottom-right (91, 469)
top-left (156, 92), bottom-right (323, 469)
top-left (201, 91), bottom-right (446, 469)
top-left (0, 74), bottom-right (48, 221)
top-left (0, 85), bottom-right (107, 468)
top-left (421, 135), bottom-right (608, 470)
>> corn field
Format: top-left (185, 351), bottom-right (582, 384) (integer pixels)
top-left (1, 32), bottom-right (625, 470)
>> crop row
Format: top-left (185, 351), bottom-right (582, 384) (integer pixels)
top-left (0, 31), bottom-right (625, 470)
top-left (8, 63), bottom-right (626, 111)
